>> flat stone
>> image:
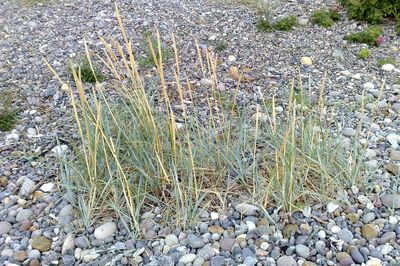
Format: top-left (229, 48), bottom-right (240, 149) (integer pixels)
top-left (377, 231), bottom-right (396, 244)
top-left (234, 203), bottom-right (259, 216)
top-left (209, 225), bottom-right (224, 234)
top-left (220, 238), bottom-right (235, 251)
top-left (0, 221), bottom-right (12, 235)
top-left (94, 222), bottom-right (117, 240)
top-left (382, 64), bottom-right (395, 72)
top-left (385, 163), bottom-right (400, 175)
top-left (349, 246), bottom-right (365, 264)
top-left (210, 255), bottom-right (225, 266)
top-left (179, 253), bottom-right (197, 264)
top-left (16, 209), bottom-right (34, 222)
top-left (31, 236), bottom-right (52, 252)
top-left (390, 150), bottom-right (400, 160)
top-left (62, 234), bottom-right (75, 254)
top-left (277, 255), bottom-right (296, 266)
top-left (381, 194), bottom-right (400, 208)
top-left (336, 252), bottom-right (354, 266)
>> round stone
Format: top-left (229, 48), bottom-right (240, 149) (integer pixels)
top-left (0, 221), bottom-right (12, 235)
top-left (16, 209), bottom-right (34, 222)
top-left (31, 236), bottom-right (52, 252)
top-left (94, 222), bottom-right (117, 240)
top-left (164, 234), bottom-right (179, 247)
top-left (295, 244), bottom-right (310, 258)
top-left (277, 255), bottom-right (296, 266)
top-left (179, 253), bottom-right (197, 264)
top-left (338, 229), bottom-right (353, 243)
top-left (300, 56), bottom-right (312, 65)
top-left (381, 64), bottom-right (395, 72)
top-left (362, 224), bottom-right (379, 240)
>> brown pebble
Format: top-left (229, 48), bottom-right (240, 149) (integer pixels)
top-left (29, 258), bottom-right (41, 266)
top-left (13, 250), bottom-right (27, 262)
top-left (19, 220), bottom-right (33, 231)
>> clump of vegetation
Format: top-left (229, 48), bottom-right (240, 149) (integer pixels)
top-left (358, 48), bottom-right (371, 60)
top-left (257, 15), bottom-right (297, 32)
top-left (345, 26), bottom-right (383, 46)
top-left (0, 92), bottom-right (19, 132)
top-left (339, 0), bottom-right (400, 24)
top-left (274, 15), bottom-right (298, 31)
top-left (377, 56), bottom-right (396, 67)
top-left (49, 6), bottom-right (370, 235)
top-left (138, 31), bottom-right (171, 68)
top-left (396, 22), bottom-right (400, 35)
top-left (311, 9), bottom-right (341, 28)
top-left (68, 57), bottom-right (106, 83)
top-left (215, 40), bottom-right (228, 52)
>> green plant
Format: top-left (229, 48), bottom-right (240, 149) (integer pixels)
top-left (256, 17), bottom-right (274, 32)
top-left (274, 15), bottom-right (298, 31)
top-left (68, 57), bottom-right (106, 83)
top-left (339, 0), bottom-right (400, 24)
top-left (396, 22), bottom-right (400, 35)
top-left (0, 92), bottom-right (19, 132)
top-left (215, 41), bottom-right (228, 52)
top-left (257, 15), bottom-right (297, 32)
top-left (47, 6), bottom-right (371, 235)
top-left (138, 31), bottom-right (171, 68)
top-left (345, 26), bottom-right (383, 46)
top-left (311, 9), bottom-right (341, 27)
top-left (358, 48), bottom-right (371, 60)
top-left (377, 56), bottom-right (396, 67)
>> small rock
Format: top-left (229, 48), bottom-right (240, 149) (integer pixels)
top-left (277, 255), bottom-right (296, 266)
top-left (51, 145), bottom-right (69, 156)
top-left (381, 194), bottom-right (400, 208)
top-left (94, 222), bottom-right (117, 240)
top-left (62, 234), bottom-right (75, 254)
top-left (200, 78), bottom-right (213, 88)
top-left (40, 183), bottom-right (55, 192)
top-left (16, 209), bottom-right (34, 222)
top-left (81, 249), bottom-right (100, 262)
top-left (338, 229), bottom-right (353, 243)
top-left (164, 234), bottom-right (179, 247)
top-left (31, 236), bottom-right (52, 252)
top-left (349, 246), bottom-right (365, 264)
top-left (20, 177), bottom-right (36, 197)
top-left (300, 56), bottom-right (312, 66)
top-left (342, 128), bottom-right (356, 137)
top-left (385, 163), bottom-right (400, 175)
top-left (179, 253), bottom-right (197, 264)
top-left (390, 150), bottom-right (400, 161)
top-left (283, 224), bottom-right (298, 238)
top-left (295, 244), bottom-right (310, 258)
top-left (210, 255), bottom-right (225, 266)
top-left (234, 203), bottom-right (259, 216)
top-left (220, 238), bottom-right (235, 251)
top-left (366, 258), bottom-right (382, 266)
top-left (13, 250), bottom-right (28, 262)
top-left (362, 224), bottom-right (379, 240)
top-left (381, 64), bottom-right (395, 72)
top-left (0, 221), bottom-right (12, 235)
top-left (209, 225), bottom-right (224, 234)
top-left (228, 55), bottom-right (236, 62)
top-left (377, 231), bottom-right (396, 244)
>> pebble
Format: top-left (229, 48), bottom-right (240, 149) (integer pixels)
top-left (338, 229), bottom-right (353, 243)
top-left (31, 236), bottom-right (52, 252)
top-left (300, 56), bottom-right (313, 65)
top-left (164, 234), bottom-right (179, 247)
top-left (362, 224), bottom-right (379, 240)
top-left (381, 64), bottom-right (395, 72)
top-left (380, 194), bottom-right (400, 208)
top-left (16, 209), bottom-right (34, 222)
top-left (0, 221), bottom-right (12, 235)
top-left (295, 244), bottom-right (310, 258)
top-left (94, 222), bottom-right (117, 240)
top-left (179, 253), bottom-right (197, 264)
top-left (277, 255), bottom-right (297, 266)
top-left (234, 203), bottom-right (259, 216)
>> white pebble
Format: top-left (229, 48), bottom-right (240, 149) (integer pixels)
top-left (381, 64), bottom-right (395, 72)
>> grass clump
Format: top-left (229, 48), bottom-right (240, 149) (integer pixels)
top-left (274, 15), bottom-right (298, 31)
top-left (257, 15), bottom-right (297, 32)
top-left (138, 31), bottom-right (171, 68)
top-left (68, 57), bottom-right (106, 83)
top-left (48, 6), bottom-right (370, 235)
top-left (215, 40), bottom-right (228, 52)
top-left (396, 22), bottom-right (400, 35)
top-left (345, 26), bottom-right (383, 46)
top-left (311, 9), bottom-right (341, 28)
top-left (377, 56), bottom-right (396, 67)
top-left (0, 92), bottom-right (19, 132)
top-left (358, 48), bottom-right (371, 60)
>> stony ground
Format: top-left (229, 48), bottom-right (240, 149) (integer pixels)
top-left (1, 0), bottom-right (400, 265)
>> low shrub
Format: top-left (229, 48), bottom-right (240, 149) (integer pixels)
top-left (345, 26), bottom-right (383, 46)
top-left (257, 15), bottom-right (297, 32)
top-left (339, 0), bottom-right (400, 24)
top-left (215, 40), bottom-right (228, 52)
top-left (358, 48), bottom-right (371, 60)
top-left (311, 9), bottom-right (341, 28)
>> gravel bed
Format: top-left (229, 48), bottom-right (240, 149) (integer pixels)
top-left (1, 0), bottom-right (400, 265)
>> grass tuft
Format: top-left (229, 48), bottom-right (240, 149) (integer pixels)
top-left (257, 15), bottom-right (297, 32)
top-left (47, 5), bottom-right (371, 235)
top-left (311, 9), bottom-right (341, 28)
top-left (358, 48), bottom-right (371, 60)
top-left (377, 56), bottom-right (396, 67)
top-left (0, 91), bottom-right (19, 132)
top-left (68, 57), bottom-right (106, 83)
top-left (345, 26), bottom-right (383, 46)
